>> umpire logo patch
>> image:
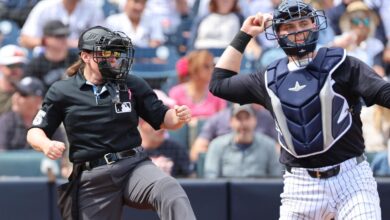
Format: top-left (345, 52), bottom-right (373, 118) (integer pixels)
top-left (115, 102), bottom-right (132, 113)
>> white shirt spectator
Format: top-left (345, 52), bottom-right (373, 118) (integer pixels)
top-left (193, 13), bottom-right (241, 49)
top-left (21, 0), bottom-right (104, 42)
top-left (143, 0), bottom-right (181, 34)
top-left (105, 13), bottom-right (165, 48)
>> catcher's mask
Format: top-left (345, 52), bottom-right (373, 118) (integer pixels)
top-left (265, 0), bottom-right (327, 59)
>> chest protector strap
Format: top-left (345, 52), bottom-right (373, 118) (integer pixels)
top-left (265, 48), bottom-right (348, 158)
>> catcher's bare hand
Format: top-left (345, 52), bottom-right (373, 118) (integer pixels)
top-left (241, 13), bottom-right (273, 37)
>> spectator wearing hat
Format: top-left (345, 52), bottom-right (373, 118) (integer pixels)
top-left (24, 20), bottom-right (79, 90)
top-left (0, 76), bottom-right (66, 151)
top-left (332, 1), bottom-right (385, 76)
top-left (203, 104), bottom-right (282, 178)
top-left (0, 44), bottom-right (29, 116)
top-left (190, 103), bottom-right (277, 162)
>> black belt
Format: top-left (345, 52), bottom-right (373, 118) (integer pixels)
top-left (286, 154), bottom-right (365, 179)
top-left (82, 148), bottom-right (139, 171)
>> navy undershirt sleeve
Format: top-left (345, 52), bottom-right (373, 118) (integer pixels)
top-left (209, 67), bottom-right (267, 106)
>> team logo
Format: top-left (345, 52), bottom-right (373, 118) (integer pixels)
top-left (288, 81), bottom-right (306, 92)
top-left (32, 110), bottom-right (46, 125)
top-left (115, 102), bottom-right (132, 113)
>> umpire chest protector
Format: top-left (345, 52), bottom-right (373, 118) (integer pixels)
top-left (265, 48), bottom-right (349, 158)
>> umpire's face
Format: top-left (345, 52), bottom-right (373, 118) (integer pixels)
top-left (80, 51), bottom-right (104, 84)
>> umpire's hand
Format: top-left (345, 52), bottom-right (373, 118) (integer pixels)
top-left (43, 140), bottom-right (66, 160)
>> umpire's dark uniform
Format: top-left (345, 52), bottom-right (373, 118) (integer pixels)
top-left (32, 70), bottom-right (195, 219)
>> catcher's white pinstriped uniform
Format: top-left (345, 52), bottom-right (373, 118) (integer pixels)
top-left (280, 156), bottom-right (380, 220)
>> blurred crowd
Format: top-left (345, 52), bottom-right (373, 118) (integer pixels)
top-left (0, 0), bottom-right (390, 179)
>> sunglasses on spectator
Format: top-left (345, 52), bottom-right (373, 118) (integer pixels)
top-left (6, 63), bottom-right (25, 69)
top-left (351, 17), bottom-right (370, 27)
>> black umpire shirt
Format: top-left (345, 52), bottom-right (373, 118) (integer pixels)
top-left (31, 71), bottom-right (169, 163)
top-left (210, 55), bottom-right (390, 168)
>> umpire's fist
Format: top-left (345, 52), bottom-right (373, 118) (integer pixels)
top-left (174, 105), bottom-right (192, 123)
top-left (43, 140), bottom-right (66, 160)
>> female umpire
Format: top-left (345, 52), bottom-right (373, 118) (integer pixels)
top-left (27, 26), bottom-right (196, 220)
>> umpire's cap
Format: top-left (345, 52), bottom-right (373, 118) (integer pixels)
top-left (78, 26), bottom-right (111, 51)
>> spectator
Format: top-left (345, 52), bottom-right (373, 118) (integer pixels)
top-left (326, 0), bottom-right (359, 36)
top-left (143, 0), bottom-right (187, 35)
top-left (190, 103), bottom-right (277, 162)
top-left (0, 0), bottom-right (40, 27)
top-left (24, 20), bottom-right (79, 90)
top-left (19, 0), bottom-right (104, 49)
top-left (169, 49), bottom-right (226, 118)
top-left (0, 44), bottom-right (29, 116)
top-left (139, 89), bottom-right (191, 177)
top-left (105, 0), bottom-right (165, 48)
top-left (204, 104), bottom-right (281, 178)
top-left (333, 1), bottom-right (385, 75)
top-left (0, 76), bottom-right (66, 151)
top-left (188, 0), bottom-right (244, 50)
top-left (365, 0), bottom-right (390, 41)
top-left (361, 104), bottom-right (390, 153)
top-left (139, 118), bottom-right (192, 177)
top-left (176, 56), bottom-right (189, 83)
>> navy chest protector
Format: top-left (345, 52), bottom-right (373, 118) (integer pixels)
top-left (265, 48), bottom-right (348, 158)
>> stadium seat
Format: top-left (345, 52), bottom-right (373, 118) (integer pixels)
top-left (131, 46), bottom-right (179, 89)
top-left (195, 152), bottom-right (206, 178)
top-left (206, 48), bottom-right (225, 58)
top-left (365, 151), bottom-right (378, 165)
top-left (0, 150), bottom-right (61, 177)
top-left (0, 19), bottom-right (21, 46)
top-left (167, 123), bottom-right (189, 149)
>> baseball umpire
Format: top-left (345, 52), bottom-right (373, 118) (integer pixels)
top-left (27, 26), bottom-right (196, 220)
top-left (210, 0), bottom-right (389, 219)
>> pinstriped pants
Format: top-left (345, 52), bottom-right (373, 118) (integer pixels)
top-left (77, 152), bottom-right (196, 220)
top-left (279, 157), bottom-right (381, 220)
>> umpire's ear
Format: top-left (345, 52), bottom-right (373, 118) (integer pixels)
top-left (80, 51), bottom-right (91, 63)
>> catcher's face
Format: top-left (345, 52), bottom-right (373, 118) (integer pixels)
top-left (277, 18), bottom-right (316, 45)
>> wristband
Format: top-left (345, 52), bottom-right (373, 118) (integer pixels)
top-left (230, 31), bottom-right (252, 54)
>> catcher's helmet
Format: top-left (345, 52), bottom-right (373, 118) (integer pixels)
top-left (78, 26), bottom-right (134, 82)
top-left (265, 0), bottom-right (327, 58)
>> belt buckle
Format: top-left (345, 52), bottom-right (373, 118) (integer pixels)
top-left (315, 170), bottom-right (321, 178)
top-left (104, 153), bottom-right (116, 165)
